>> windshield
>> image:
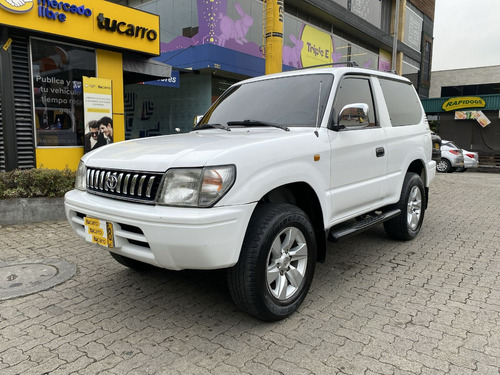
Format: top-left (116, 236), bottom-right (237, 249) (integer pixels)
top-left (196, 74), bottom-right (334, 129)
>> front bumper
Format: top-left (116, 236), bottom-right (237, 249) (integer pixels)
top-left (65, 190), bottom-right (256, 270)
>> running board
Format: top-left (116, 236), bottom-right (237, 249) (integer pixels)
top-left (328, 209), bottom-right (401, 242)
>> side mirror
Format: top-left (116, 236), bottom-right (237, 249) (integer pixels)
top-left (193, 115), bottom-right (203, 127)
top-left (335, 103), bottom-right (370, 130)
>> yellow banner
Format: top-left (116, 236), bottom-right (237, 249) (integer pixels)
top-left (300, 25), bottom-right (334, 68)
top-left (442, 97), bottom-right (486, 111)
top-left (0, 0), bottom-right (160, 55)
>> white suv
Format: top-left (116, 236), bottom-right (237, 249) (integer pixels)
top-left (65, 67), bottom-right (436, 321)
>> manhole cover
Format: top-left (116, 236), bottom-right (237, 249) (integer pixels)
top-left (0, 259), bottom-right (76, 300)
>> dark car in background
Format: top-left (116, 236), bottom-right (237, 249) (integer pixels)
top-left (431, 133), bottom-right (441, 162)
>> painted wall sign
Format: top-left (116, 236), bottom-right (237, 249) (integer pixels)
top-left (300, 25), bottom-right (334, 68)
top-left (442, 97), bottom-right (486, 111)
top-left (143, 70), bottom-right (180, 88)
top-left (0, 0), bottom-right (160, 55)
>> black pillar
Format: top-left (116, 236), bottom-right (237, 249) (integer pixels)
top-left (0, 28), bottom-right (18, 171)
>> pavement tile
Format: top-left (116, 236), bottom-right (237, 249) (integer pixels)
top-left (0, 172), bottom-right (499, 374)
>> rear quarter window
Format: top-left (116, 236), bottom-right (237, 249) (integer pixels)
top-left (379, 78), bottom-right (423, 126)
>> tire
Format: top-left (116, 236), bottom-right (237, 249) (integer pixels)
top-left (436, 159), bottom-right (451, 173)
top-left (384, 172), bottom-right (425, 241)
top-left (109, 252), bottom-right (152, 271)
top-left (456, 167), bottom-right (466, 173)
top-left (227, 203), bottom-right (317, 321)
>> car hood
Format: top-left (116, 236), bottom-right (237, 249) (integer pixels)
top-left (82, 128), bottom-right (315, 172)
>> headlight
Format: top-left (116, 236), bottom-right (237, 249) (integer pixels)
top-left (158, 165), bottom-right (236, 207)
top-left (75, 160), bottom-right (87, 191)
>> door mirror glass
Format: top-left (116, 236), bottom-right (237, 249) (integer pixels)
top-left (338, 103), bottom-right (370, 128)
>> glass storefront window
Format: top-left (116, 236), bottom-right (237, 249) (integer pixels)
top-left (403, 6), bottom-right (423, 52)
top-left (31, 38), bottom-right (96, 147)
top-left (350, 0), bottom-right (381, 28)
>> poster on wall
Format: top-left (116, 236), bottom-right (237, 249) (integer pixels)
top-left (455, 111), bottom-right (478, 120)
top-left (455, 110), bottom-right (491, 127)
top-left (475, 111), bottom-right (491, 128)
top-left (83, 77), bottom-right (113, 153)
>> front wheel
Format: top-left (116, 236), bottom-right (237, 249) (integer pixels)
top-left (227, 203), bottom-right (317, 321)
top-left (436, 159), bottom-right (451, 173)
top-left (384, 172), bottom-right (425, 241)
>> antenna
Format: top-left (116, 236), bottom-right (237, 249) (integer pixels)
top-left (315, 81), bottom-right (322, 137)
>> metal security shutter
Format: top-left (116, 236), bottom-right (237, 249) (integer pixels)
top-left (0, 88), bottom-right (5, 171)
top-left (11, 34), bottom-right (35, 169)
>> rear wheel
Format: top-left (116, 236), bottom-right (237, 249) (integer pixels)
top-left (227, 203), bottom-right (317, 321)
top-left (384, 172), bottom-right (425, 241)
top-left (436, 159), bottom-right (451, 173)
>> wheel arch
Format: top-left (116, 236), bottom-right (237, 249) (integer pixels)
top-left (406, 159), bottom-right (429, 210)
top-left (259, 182), bottom-right (327, 262)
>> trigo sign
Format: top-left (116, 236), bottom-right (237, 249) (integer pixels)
top-left (442, 96), bottom-right (486, 111)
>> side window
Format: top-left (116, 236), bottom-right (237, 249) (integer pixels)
top-left (379, 78), bottom-right (423, 126)
top-left (333, 77), bottom-right (377, 128)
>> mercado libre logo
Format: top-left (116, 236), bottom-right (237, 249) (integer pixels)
top-left (0, 0), bottom-right (92, 22)
top-left (0, 0), bottom-right (34, 13)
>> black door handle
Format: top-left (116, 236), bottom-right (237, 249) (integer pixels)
top-left (376, 147), bottom-right (385, 157)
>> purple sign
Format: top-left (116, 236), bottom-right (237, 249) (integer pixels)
top-left (161, 0), bottom-right (261, 58)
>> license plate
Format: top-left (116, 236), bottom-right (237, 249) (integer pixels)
top-left (84, 217), bottom-right (114, 248)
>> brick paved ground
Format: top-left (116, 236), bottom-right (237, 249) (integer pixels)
top-left (1, 171), bottom-right (499, 374)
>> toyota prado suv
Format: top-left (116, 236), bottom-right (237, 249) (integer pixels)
top-left (65, 67), bottom-right (436, 321)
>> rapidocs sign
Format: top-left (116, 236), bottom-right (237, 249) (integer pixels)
top-left (442, 97), bottom-right (486, 111)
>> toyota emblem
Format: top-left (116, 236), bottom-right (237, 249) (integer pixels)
top-left (106, 175), bottom-right (118, 191)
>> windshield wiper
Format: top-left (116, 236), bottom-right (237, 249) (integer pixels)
top-left (193, 123), bottom-right (231, 131)
top-left (227, 119), bottom-right (289, 131)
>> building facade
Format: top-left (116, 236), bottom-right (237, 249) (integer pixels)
top-left (422, 66), bottom-right (500, 167)
top-left (1, 0), bottom-right (435, 171)
top-left (0, 0), bottom-right (169, 172)
top-left (110, 0), bottom-right (435, 139)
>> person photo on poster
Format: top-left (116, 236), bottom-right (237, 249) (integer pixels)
top-left (84, 116), bottom-right (113, 153)
top-left (97, 116), bottom-right (113, 144)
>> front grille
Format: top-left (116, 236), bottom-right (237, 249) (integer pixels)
top-left (86, 168), bottom-right (163, 203)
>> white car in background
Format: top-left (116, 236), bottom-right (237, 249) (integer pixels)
top-left (437, 140), bottom-right (464, 173)
top-left (456, 150), bottom-right (479, 172)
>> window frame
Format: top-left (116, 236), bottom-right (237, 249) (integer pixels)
top-left (330, 74), bottom-right (379, 131)
top-left (30, 37), bottom-right (96, 148)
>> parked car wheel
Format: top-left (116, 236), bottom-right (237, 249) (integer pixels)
top-left (109, 252), bottom-right (152, 271)
top-left (384, 172), bottom-right (425, 241)
top-left (436, 159), bottom-right (451, 173)
top-left (227, 203), bottom-right (317, 321)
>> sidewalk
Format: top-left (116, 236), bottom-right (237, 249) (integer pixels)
top-left (1, 171), bottom-right (499, 374)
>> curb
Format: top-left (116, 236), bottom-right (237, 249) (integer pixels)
top-left (0, 197), bottom-right (66, 225)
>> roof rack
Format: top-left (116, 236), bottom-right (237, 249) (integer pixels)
top-left (297, 61), bottom-right (360, 70)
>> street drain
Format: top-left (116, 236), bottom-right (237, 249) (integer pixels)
top-left (0, 259), bottom-right (76, 301)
